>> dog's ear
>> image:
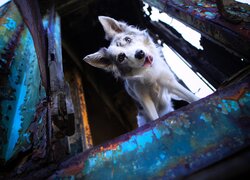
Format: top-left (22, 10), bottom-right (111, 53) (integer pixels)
top-left (98, 16), bottom-right (126, 40)
top-left (83, 48), bottom-right (113, 70)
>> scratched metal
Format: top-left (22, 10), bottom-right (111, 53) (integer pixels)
top-left (0, 2), bottom-right (46, 163)
top-left (49, 77), bottom-right (250, 179)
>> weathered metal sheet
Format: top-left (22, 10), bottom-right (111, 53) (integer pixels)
top-left (64, 68), bottom-right (93, 153)
top-left (0, 2), bottom-right (77, 177)
top-left (0, 2), bottom-right (47, 164)
top-left (14, 0), bottom-right (48, 90)
top-left (50, 77), bottom-right (250, 179)
top-left (143, 0), bottom-right (250, 60)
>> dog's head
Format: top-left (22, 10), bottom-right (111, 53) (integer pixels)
top-left (83, 16), bottom-right (157, 78)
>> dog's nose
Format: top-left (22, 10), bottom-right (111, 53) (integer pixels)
top-left (135, 50), bottom-right (145, 59)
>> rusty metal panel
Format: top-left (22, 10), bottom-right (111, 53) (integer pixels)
top-left (49, 76), bottom-right (250, 179)
top-left (0, 2), bottom-right (47, 164)
top-left (70, 69), bottom-right (93, 150)
top-left (75, 72), bottom-right (93, 150)
top-left (143, 0), bottom-right (250, 60)
top-left (65, 68), bottom-right (93, 154)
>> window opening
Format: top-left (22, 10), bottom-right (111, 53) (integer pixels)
top-left (235, 0), bottom-right (250, 5)
top-left (0, 0), bottom-right (10, 7)
top-left (143, 2), bottom-right (216, 98)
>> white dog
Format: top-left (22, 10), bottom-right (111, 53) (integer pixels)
top-left (83, 16), bottom-right (200, 127)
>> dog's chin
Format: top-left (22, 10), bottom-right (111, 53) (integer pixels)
top-left (143, 55), bottom-right (153, 68)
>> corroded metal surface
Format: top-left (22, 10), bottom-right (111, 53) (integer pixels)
top-left (0, 2), bottom-right (77, 178)
top-left (0, 2), bottom-right (47, 164)
top-left (65, 68), bottom-right (93, 151)
top-left (14, 0), bottom-right (48, 89)
top-left (76, 71), bottom-right (93, 150)
top-left (50, 77), bottom-right (250, 179)
top-left (144, 0), bottom-right (250, 60)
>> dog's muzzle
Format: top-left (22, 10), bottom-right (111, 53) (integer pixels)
top-left (135, 50), bottom-right (145, 59)
top-left (135, 50), bottom-right (153, 67)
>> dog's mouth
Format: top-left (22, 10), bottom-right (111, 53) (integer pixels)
top-left (143, 55), bottom-right (153, 67)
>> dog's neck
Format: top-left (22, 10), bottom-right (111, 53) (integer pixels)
top-left (119, 66), bottom-right (147, 79)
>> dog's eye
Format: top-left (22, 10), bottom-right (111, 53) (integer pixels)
top-left (117, 53), bottom-right (126, 63)
top-left (124, 37), bottom-right (132, 43)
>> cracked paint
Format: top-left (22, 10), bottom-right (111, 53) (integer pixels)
top-left (0, 2), bottom-right (47, 163)
top-left (50, 78), bottom-right (250, 179)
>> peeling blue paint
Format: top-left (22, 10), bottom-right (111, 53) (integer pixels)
top-left (200, 112), bottom-right (212, 123)
top-left (136, 130), bottom-right (154, 151)
top-left (204, 11), bottom-right (216, 19)
top-left (85, 156), bottom-right (98, 174)
top-left (6, 74), bottom-right (27, 160)
top-left (0, 2), bottom-right (47, 162)
top-left (120, 136), bottom-right (137, 152)
top-left (3, 17), bottom-right (16, 31)
top-left (222, 99), bottom-right (240, 112)
top-left (51, 81), bottom-right (250, 179)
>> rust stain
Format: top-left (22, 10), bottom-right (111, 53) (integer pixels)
top-left (60, 161), bottom-right (85, 177)
top-left (75, 71), bottom-right (93, 149)
top-left (224, 86), bottom-right (248, 101)
top-left (99, 142), bottom-right (120, 152)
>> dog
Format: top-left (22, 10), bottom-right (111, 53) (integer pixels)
top-left (83, 16), bottom-right (200, 127)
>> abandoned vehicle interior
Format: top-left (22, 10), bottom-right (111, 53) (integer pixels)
top-left (0, 0), bottom-right (250, 179)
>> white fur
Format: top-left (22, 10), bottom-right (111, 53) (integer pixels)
top-left (83, 16), bottom-right (200, 127)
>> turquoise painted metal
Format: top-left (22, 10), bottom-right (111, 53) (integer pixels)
top-left (50, 77), bottom-right (250, 179)
top-left (0, 2), bottom-right (47, 163)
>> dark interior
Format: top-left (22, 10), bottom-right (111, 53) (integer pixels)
top-left (39, 0), bottom-right (146, 145)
